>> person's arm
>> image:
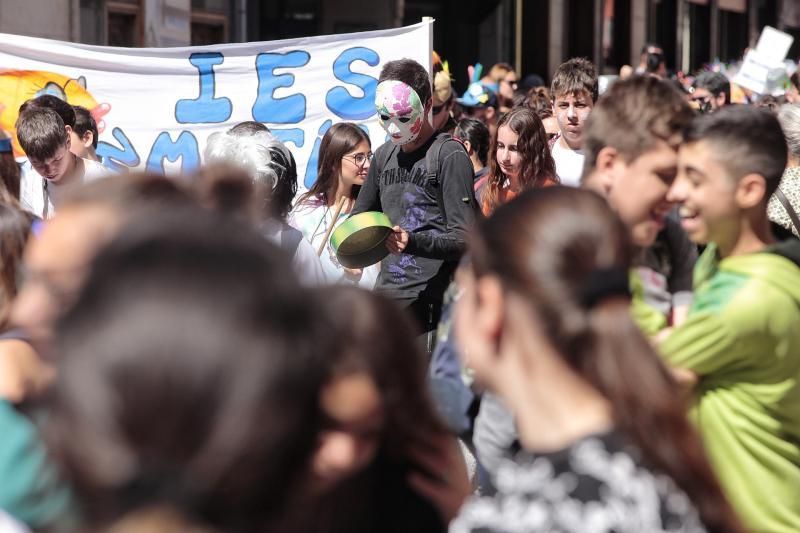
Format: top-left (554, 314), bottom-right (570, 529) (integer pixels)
top-left (472, 392), bottom-right (517, 481)
top-left (351, 147), bottom-right (383, 216)
top-left (403, 149), bottom-right (477, 260)
top-left (666, 218), bottom-right (698, 327)
top-left (659, 311), bottom-right (741, 387)
top-left (0, 340), bottom-right (54, 404)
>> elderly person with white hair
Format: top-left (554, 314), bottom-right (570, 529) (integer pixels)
top-left (768, 104), bottom-right (800, 239)
top-left (204, 122), bottom-right (325, 285)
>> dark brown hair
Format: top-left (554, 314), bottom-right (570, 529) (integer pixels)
top-left (297, 123), bottom-right (370, 207)
top-left (520, 86), bottom-right (553, 120)
top-left (192, 163), bottom-right (263, 223)
top-left (304, 286), bottom-right (448, 533)
top-left (73, 105), bottom-right (99, 149)
top-left (468, 187), bottom-right (742, 533)
top-left (319, 286), bottom-right (447, 451)
top-left (487, 62), bottom-right (514, 84)
top-left (19, 95), bottom-right (77, 129)
top-left (46, 207), bottom-right (333, 532)
top-left (583, 76), bottom-right (694, 178)
top-left (62, 172), bottom-right (193, 212)
top-left (454, 118), bottom-right (490, 167)
top-left (685, 105), bottom-right (787, 198)
top-left (0, 150), bottom-right (20, 199)
top-left (551, 57), bottom-right (599, 102)
top-left (484, 107), bottom-right (557, 214)
top-left (0, 203), bottom-right (34, 329)
top-left (379, 59), bottom-right (432, 106)
top-left (16, 107), bottom-right (69, 160)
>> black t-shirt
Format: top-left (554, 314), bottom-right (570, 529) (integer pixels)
top-left (451, 431), bottom-right (707, 533)
top-left (352, 134), bottom-right (478, 302)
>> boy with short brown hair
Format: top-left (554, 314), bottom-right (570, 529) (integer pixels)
top-left (16, 100), bottom-right (107, 219)
top-left (582, 75), bottom-right (696, 333)
top-left (661, 106), bottom-right (800, 532)
top-left (550, 57), bottom-right (598, 187)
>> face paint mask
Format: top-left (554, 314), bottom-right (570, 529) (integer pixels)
top-left (375, 80), bottom-right (426, 146)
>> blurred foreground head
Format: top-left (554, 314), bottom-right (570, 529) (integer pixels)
top-left (11, 174), bottom-right (192, 356)
top-left (45, 206), bottom-right (331, 531)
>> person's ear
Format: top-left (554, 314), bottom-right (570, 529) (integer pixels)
top-left (475, 274), bottom-right (505, 354)
top-left (586, 146), bottom-right (621, 196)
top-left (462, 140), bottom-right (473, 155)
top-left (715, 93), bottom-right (726, 108)
top-left (736, 173), bottom-right (768, 209)
top-left (82, 131), bottom-right (94, 149)
top-left (486, 107), bottom-right (496, 122)
top-left (64, 132), bottom-right (71, 150)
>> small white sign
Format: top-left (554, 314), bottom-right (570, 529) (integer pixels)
top-left (733, 26), bottom-right (794, 95)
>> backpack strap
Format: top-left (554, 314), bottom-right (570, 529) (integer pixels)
top-left (425, 132), bottom-right (462, 227)
top-left (376, 141), bottom-right (399, 180)
top-left (775, 187), bottom-right (800, 236)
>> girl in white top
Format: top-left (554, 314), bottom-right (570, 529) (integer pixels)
top-left (290, 123), bottom-right (379, 288)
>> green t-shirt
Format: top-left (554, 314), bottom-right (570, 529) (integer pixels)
top-left (0, 400), bottom-right (71, 529)
top-left (661, 242), bottom-right (800, 532)
top-left (630, 269), bottom-right (668, 336)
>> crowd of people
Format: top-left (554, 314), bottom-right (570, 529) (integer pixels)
top-left (0, 41), bottom-right (799, 533)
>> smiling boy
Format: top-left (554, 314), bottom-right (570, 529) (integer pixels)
top-left (662, 106), bottom-right (800, 532)
top-left (582, 75), bottom-right (696, 334)
top-left (473, 76), bottom-right (697, 482)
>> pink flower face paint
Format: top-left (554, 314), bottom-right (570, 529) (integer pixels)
top-left (375, 80), bottom-right (426, 146)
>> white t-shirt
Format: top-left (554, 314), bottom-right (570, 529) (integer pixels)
top-left (0, 511), bottom-right (29, 533)
top-left (551, 139), bottom-right (585, 188)
top-left (260, 218), bottom-right (326, 287)
top-left (19, 157), bottom-right (109, 219)
top-left (289, 198), bottom-right (379, 289)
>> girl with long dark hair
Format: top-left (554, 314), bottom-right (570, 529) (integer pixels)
top-left (297, 286), bottom-right (461, 533)
top-left (0, 202), bottom-right (54, 403)
top-left (414, 188), bottom-right (742, 532)
top-left (290, 123), bottom-right (378, 287)
top-left (481, 107), bottom-right (557, 216)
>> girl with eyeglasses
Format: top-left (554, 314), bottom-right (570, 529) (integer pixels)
top-left (290, 123), bottom-right (379, 287)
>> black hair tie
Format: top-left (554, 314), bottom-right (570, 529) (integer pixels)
top-left (580, 268), bottom-right (631, 308)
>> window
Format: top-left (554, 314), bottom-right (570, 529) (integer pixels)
top-left (107, 0), bottom-right (143, 47)
top-left (191, 0), bottom-right (229, 45)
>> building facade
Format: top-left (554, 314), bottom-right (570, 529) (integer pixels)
top-left (0, 0), bottom-right (794, 87)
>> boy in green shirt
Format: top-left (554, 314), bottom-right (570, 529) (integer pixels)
top-left (663, 105), bottom-right (800, 532)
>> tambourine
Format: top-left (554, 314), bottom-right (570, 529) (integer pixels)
top-left (330, 211), bottom-right (392, 269)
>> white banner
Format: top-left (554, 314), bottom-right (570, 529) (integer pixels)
top-left (0, 21), bottom-right (432, 189)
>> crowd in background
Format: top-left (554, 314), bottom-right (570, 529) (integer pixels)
top-left (0, 39), bottom-right (799, 533)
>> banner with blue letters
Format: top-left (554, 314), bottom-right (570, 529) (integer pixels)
top-left (0, 21), bottom-right (432, 188)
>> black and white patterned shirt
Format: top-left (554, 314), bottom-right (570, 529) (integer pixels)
top-left (450, 432), bottom-right (706, 533)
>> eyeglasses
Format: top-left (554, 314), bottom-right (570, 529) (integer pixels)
top-left (342, 152), bottom-right (373, 166)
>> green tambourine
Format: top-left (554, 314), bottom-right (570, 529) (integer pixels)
top-left (330, 211), bottom-right (393, 269)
